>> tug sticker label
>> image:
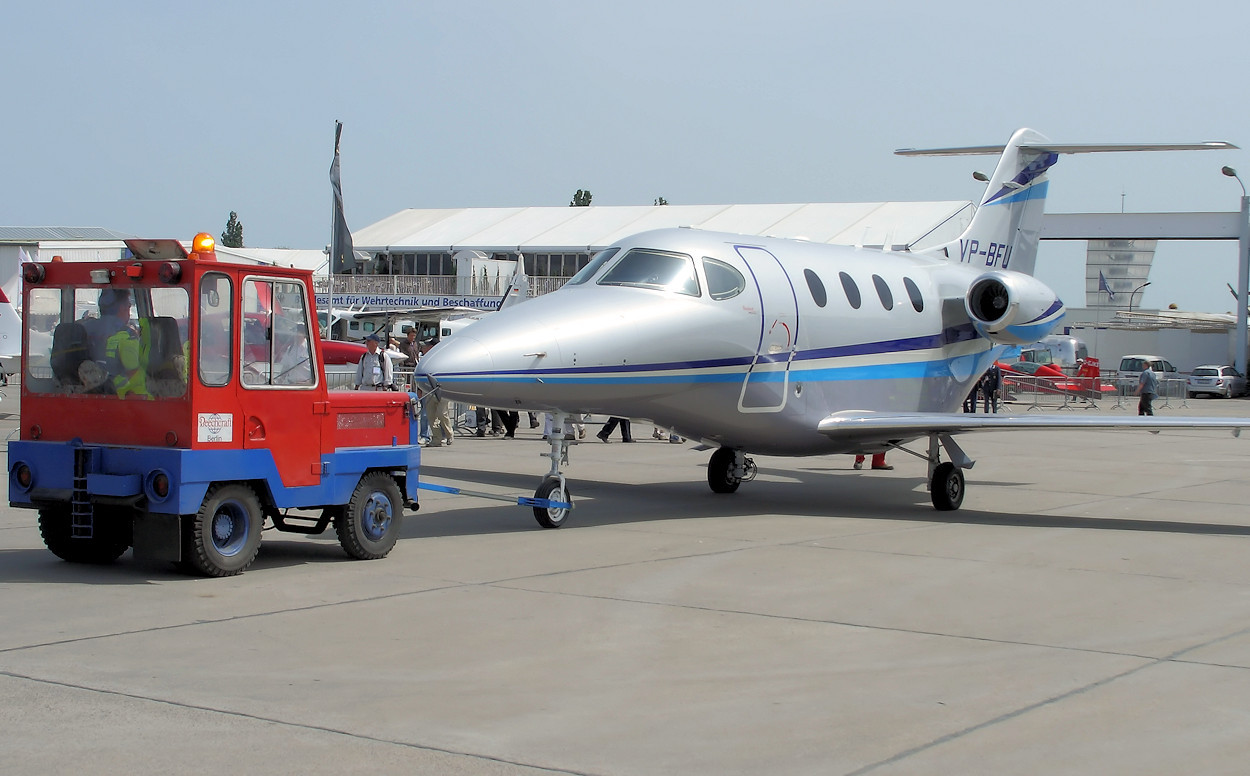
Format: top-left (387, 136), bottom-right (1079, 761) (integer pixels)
top-left (197, 413), bottom-right (234, 443)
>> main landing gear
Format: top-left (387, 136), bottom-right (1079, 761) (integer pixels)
top-left (707, 447), bottom-right (757, 494)
top-left (922, 433), bottom-right (971, 511)
top-left (701, 434), bottom-right (971, 512)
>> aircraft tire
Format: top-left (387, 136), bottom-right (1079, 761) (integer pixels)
top-left (338, 472), bottom-right (403, 559)
top-left (930, 462), bottom-right (964, 511)
top-left (707, 447), bottom-right (741, 494)
top-left (39, 505), bottom-right (131, 564)
top-left (533, 477), bottom-right (572, 528)
top-left (183, 483), bottom-right (263, 577)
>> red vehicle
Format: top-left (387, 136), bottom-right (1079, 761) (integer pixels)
top-left (999, 357), bottom-right (1115, 399)
top-left (9, 234), bottom-right (421, 576)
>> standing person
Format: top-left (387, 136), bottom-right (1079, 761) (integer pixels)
top-left (853, 453), bottom-right (892, 470)
top-left (981, 363), bottom-right (1002, 414)
top-left (397, 328), bottom-right (421, 368)
top-left (426, 387), bottom-right (454, 447)
top-left (963, 382), bottom-right (980, 413)
top-left (1135, 363), bottom-right (1159, 416)
top-left (597, 417), bottom-right (634, 443)
top-left (498, 409), bottom-right (519, 439)
top-left (353, 334), bottom-right (393, 390)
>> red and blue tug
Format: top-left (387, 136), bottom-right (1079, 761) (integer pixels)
top-left (9, 233), bottom-right (420, 576)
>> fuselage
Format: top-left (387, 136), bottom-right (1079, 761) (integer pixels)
top-left (417, 228), bottom-right (1061, 455)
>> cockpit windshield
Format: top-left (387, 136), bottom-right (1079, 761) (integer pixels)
top-left (597, 248), bottom-right (700, 296)
top-left (564, 247), bottom-right (619, 286)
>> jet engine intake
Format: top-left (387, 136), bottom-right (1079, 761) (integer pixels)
top-left (965, 271), bottom-right (1064, 346)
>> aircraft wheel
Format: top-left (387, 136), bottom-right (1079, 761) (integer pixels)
top-left (533, 477), bottom-right (572, 529)
top-left (38, 505), bottom-right (131, 564)
top-left (183, 483), bottom-right (263, 577)
top-left (338, 472), bottom-right (404, 559)
top-left (930, 462), bottom-right (965, 511)
top-left (707, 447), bottom-right (741, 494)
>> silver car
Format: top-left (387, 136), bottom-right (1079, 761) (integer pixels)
top-left (1187, 365), bottom-right (1247, 399)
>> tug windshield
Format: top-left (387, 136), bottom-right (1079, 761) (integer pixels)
top-left (31, 284), bottom-right (190, 399)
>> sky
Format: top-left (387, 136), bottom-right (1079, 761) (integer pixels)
top-left (4, 0), bottom-right (1250, 312)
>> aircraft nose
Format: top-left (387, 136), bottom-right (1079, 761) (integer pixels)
top-left (419, 335), bottom-right (496, 380)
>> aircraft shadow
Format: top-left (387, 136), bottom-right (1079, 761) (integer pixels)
top-left (409, 464), bottom-right (1250, 539)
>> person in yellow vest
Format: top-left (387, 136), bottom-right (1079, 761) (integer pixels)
top-left (101, 291), bottom-right (151, 398)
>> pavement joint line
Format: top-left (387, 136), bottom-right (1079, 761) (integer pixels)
top-left (480, 581), bottom-right (1248, 667)
top-left (0, 583), bottom-right (468, 655)
top-left (0, 669), bottom-right (599, 776)
top-left (843, 621), bottom-right (1250, 776)
top-left (8, 526), bottom-right (1250, 664)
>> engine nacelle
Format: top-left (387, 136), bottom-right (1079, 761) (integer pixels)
top-left (965, 271), bottom-right (1065, 346)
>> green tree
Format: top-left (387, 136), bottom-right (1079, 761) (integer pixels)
top-left (221, 211), bottom-right (244, 247)
top-left (654, 196), bottom-right (668, 206)
top-left (570, 189), bottom-right (592, 207)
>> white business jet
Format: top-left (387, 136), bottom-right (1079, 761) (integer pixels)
top-left (417, 128), bottom-right (1246, 524)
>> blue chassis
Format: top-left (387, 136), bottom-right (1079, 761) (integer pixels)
top-left (9, 439), bottom-right (421, 516)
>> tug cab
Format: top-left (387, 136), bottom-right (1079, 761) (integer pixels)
top-left (10, 234), bottom-right (421, 576)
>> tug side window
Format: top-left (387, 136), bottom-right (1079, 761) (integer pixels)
top-left (199, 273), bottom-right (234, 387)
top-left (241, 278), bottom-right (315, 388)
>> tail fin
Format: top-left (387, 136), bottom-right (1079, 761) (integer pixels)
top-left (899, 129), bottom-right (1238, 276)
top-left (902, 128), bottom-right (1055, 276)
top-left (498, 255), bottom-right (530, 311)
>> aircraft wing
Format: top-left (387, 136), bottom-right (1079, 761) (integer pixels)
top-left (817, 410), bottom-right (1250, 442)
top-left (336, 306), bottom-right (480, 322)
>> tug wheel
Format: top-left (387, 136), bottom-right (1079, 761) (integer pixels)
top-left (38, 505), bottom-right (131, 564)
top-left (338, 472), bottom-right (403, 559)
top-left (183, 483), bottom-right (263, 577)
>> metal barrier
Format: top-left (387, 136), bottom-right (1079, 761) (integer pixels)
top-left (999, 375), bottom-right (1111, 411)
top-left (1100, 371), bottom-right (1190, 411)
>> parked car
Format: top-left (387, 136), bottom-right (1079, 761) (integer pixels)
top-left (1186, 365), bottom-right (1247, 399)
top-left (1117, 355), bottom-right (1178, 394)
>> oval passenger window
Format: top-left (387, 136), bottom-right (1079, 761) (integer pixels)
top-left (804, 269), bottom-right (827, 308)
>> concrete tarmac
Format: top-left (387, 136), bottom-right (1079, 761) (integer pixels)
top-left (4, 397), bottom-right (1250, 774)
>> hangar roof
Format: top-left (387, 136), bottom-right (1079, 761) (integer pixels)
top-left (352, 202), bottom-right (976, 254)
top-left (0, 226), bottom-right (133, 242)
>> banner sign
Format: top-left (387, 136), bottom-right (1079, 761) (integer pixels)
top-left (314, 294), bottom-right (503, 311)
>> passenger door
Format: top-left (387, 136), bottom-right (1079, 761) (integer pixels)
top-left (735, 246), bottom-right (798, 412)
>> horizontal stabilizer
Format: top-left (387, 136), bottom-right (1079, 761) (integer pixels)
top-left (896, 141), bottom-right (1238, 157)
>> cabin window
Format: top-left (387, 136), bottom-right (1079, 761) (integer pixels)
top-left (703, 257), bottom-right (746, 300)
top-left (872, 274), bottom-right (893, 311)
top-left (803, 269), bottom-right (827, 308)
top-left (839, 272), bottom-right (861, 309)
top-left (903, 276), bottom-right (924, 312)
top-left (598, 248), bottom-right (700, 296)
top-left (565, 247), bottom-right (620, 286)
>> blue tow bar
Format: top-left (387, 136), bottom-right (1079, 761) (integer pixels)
top-left (417, 481), bottom-right (572, 511)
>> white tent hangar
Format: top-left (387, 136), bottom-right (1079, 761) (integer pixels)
top-left (351, 201), bottom-right (976, 269)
